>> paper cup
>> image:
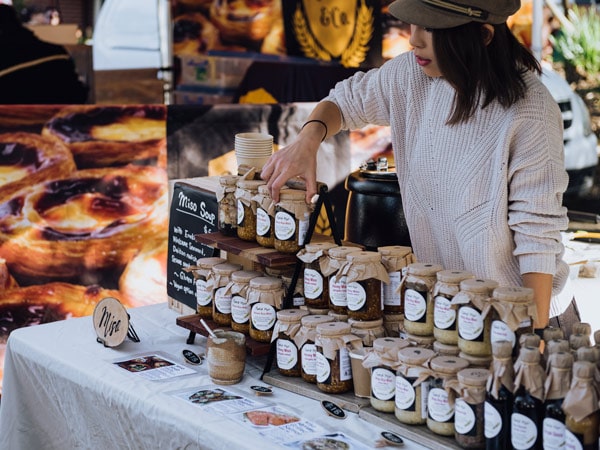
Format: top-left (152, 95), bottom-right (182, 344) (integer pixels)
top-left (349, 348), bottom-right (371, 398)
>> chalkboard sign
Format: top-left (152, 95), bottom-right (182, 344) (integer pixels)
top-left (167, 182), bottom-right (218, 310)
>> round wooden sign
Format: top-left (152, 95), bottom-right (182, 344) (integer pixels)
top-left (93, 297), bottom-right (130, 347)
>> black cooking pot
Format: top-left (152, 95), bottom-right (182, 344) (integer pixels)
top-left (344, 165), bottom-right (411, 250)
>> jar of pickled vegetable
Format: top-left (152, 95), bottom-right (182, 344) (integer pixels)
top-left (348, 318), bottom-right (385, 347)
top-left (455, 367), bottom-right (490, 449)
top-left (210, 262), bottom-right (243, 327)
top-left (273, 309), bottom-right (310, 377)
top-left (403, 263), bottom-right (443, 336)
top-left (297, 314), bottom-right (335, 383)
top-left (253, 184), bottom-right (275, 248)
top-left (235, 179), bottom-right (265, 242)
top-left (216, 175), bottom-right (239, 236)
top-left (315, 322), bottom-right (357, 394)
top-left (297, 242), bottom-right (338, 309)
top-left (432, 270), bottom-right (474, 345)
top-left (187, 256), bottom-right (226, 318)
top-left (395, 347), bottom-right (436, 425)
top-left (227, 270), bottom-right (263, 334)
top-left (490, 286), bottom-right (535, 355)
top-left (321, 246), bottom-right (362, 315)
top-left (274, 188), bottom-right (312, 254)
top-left (248, 276), bottom-right (285, 343)
top-left (378, 245), bottom-right (414, 314)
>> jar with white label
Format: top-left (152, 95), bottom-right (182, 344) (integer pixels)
top-left (226, 270), bottom-right (263, 334)
top-left (455, 278), bottom-right (499, 357)
top-left (272, 309), bottom-right (310, 377)
top-left (248, 276), bottom-right (285, 343)
top-left (348, 318), bottom-right (385, 347)
top-left (216, 175), bottom-right (238, 236)
top-left (188, 256), bottom-right (226, 318)
top-left (209, 262), bottom-right (243, 327)
top-left (490, 286), bottom-right (535, 356)
top-left (315, 321), bottom-right (357, 394)
top-left (274, 188), bottom-right (312, 254)
top-left (253, 184), bottom-right (275, 248)
top-left (337, 251), bottom-right (390, 321)
top-left (395, 347), bottom-right (436, 425)
top-left (432, 270), bottom-right (474, 345)
top-left (455, 367), bottom-right (490, 449)
top-left (403, 263), bottom-right (443, 336)
top-left (426, 355), bottom-right (469, 436)
top-left (297, 242), bottom-right (338, 309)
top-left (297, 314), bottom-right (335, 383)
top-left (378, 245), bottom-right (414, 314)
top-left (362, 337), bottom-right (411, 412)
top-left (322, 246), bottom-right (362, 314)
top-left (235, 179), bottom-right (265, 242)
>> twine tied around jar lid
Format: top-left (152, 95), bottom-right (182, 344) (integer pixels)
top-left (362, 337), bottom-right (411, 370)
top-left (570, 333), bottom-right (592, 352)
top-left (348, 318), bottom-right (385, 347)
top-left (398, 262), bottom-right (442, 295)
top-left (432, 270), bottom-right (475, 297)
top-left (337, 251), bottom-right (390, 284)
top-left (247, 276), bottom-right (285, 308)
top-left (513, 346), bottom-right (545, 401)
top-left (490, 286), bottom-right (537, 331)
top-left (519, 332), bottom-right (541, 350)
top-left (277, 188), bottom-right (313, 218)
top-left (428, 355), bottom-right (469, 405)
top-left (397, 346), bottom-right (436, 384)
top-left (546, 338), bottom-right (570, 356)
top-left (544, 351), bottom-right (574, 401)
top-left (215, 175), bottom-right (239, 201)
top-left (321, 246), bottom-right (362, 276)
top-left (315, 322), bottom-right (361, 360)
top-left (271, 309), bottom-right (310, 344)
top-left (572, 322), bottom-right (592, 336)
top-left (543, 326), bottom-right (565, 342)
top-left (561, 360), bottom-right (599, 422)
top-left (253, 184), bottom-right (276, 216)
top-left (224, 270), bottom-right (263, 295)
top-left (457, 368), bottom-right (490, 404)
top-left (208, 262), bottom-right (243, 288)
top-left (235, 179), bottom-right (266, 213)
top-left (450, 278), bottom-right (498, 316)
top-left (377, 245), bottom-right (415, 272)
top-left (488, 340), bottom-right (515, 399)
top-left (296, 314), bottom-right (334, 347)
top-left (296, 242), bottom-right (338, 264)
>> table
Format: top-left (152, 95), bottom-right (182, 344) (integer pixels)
top-left (0, 304), bottom-right (430, 450)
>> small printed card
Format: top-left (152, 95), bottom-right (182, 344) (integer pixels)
top-left (283, 432), bottom-right (373, 450)
top-left (168, 385), bottom-right (266, 414)
top-left (111, 352), bottom-right (197, 381)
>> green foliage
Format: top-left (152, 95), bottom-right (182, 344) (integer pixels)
top-left (551, 6), bottom-right (600, 77)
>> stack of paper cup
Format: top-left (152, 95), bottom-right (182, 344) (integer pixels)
top-left (234, 132), bottom-right (273, 171)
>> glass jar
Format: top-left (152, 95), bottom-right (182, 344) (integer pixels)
top-left (297, 314), bottom-right (335, 383)
top-left (395, 347), bottom-right (436, 425)
top-left (405, 332), bottom-right (436, 349)
top-left (563, 361), bottom-right (600, 450)
top-left (543, 351), bottom-right (573, 450)
top-left (403, 262), bottom-right (443, 337)
top-left (253, 184), bottom-right (275, 248)
top-left (216, 175), bottom-right (238, 236)
top-left (348, 318), bottom-right (385, 347)
top-left (433, 341), bottom-right (461, 357)
top-left (432, 270), bottom-right (474, 345)
top-left (490, 286), bottom-right (535, 356)
top-left (328, 311), bottom-right (348, 322)
top-left (458, 351), bottom-right (493, 369)
top-left (485, 340), bottom-right (515, 450)
top-left (383, 313), bottom-right (404, 338)
top-left (227, 270), bottom-right (263, 334)
top-left (273, 309), bottom-right (310, 377)
top-left (378, 245), bottom-right (414, 314)
top-left (235, 179), bottom-right (265, 242)
top-left (297, 242), bottom-right (338, 309)
top-left (426, 355), bottom-right (469, 436)
top-left (455, 278), bottom-right (499, 357)
top-left (274, 188), bottom-right (312, 254)
top-left (210, 262), bottom-right (243, 327)
top-left (188, 256), bottom-right (226, 318)
top-left (338, 251), bottom-right (389, 321)
top-left (519, 333), bottom-right (541, 352)
top-left (322, 246), bottom-right (362, 314)
top-left (315, 321), bottom-right (355, 394)
top-left (455, 367), bottom-right (490, 449)
top-left (248, 276), bottom-right (285, 343)
top-left (281, 271), bottom-right (305, 308)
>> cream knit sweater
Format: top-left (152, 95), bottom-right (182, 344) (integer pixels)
top-left (325, 51), bottom-right (571, 316)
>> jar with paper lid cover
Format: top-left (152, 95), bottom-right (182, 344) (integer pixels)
top-left (273, 188), bottom-right (312, 254)
top-left (272, 309), bottom-right (310, 377)
top-left (519, 332), bottom-right (541, 351)
top-left (247, 276), bottom-right (285, 343)
top-left (454, 367), bottom-right (490, 449)
top-left (235, 178), bottom-right (265, 242)
top-left (543, 351), bottom-right (573, 450)
top-left (395, 346), bottom-right (436, 425)
top-left (454, 278), bottom-right (498, 357)
top-left (209, 262), bottom-right (243, 327)
top-left (297, 242), bottom-right (338, 309)
top-left (348, 318), bottom-right (385, 347)
top-left (187, 256), bottom-right (226, 318)
top-left (490, 286), bottom-right (535, 356)
top-left (485, 340), bottom-right (514, 450)
top-left (362, 337), bottom-right (411, 412)
top-left (378, 245), bottom-right (414, 314)
top-left (572, 322), bottom-right (592, 337)
top-left (570, 333), bottom-right (591, 353)
top-left (297, 314), bottom-right (335, 383)
top-left (216, 175), bottom-right (238, 236)
top-left (433, 341), bottom-right (460, 357)
top-left (432, 269), bottom-right (474, 345)
top-left (226, 269), bottom-right (263, 334)
top-left (403, 262), bottom-right (443, 336)
top-left (426, 355), bottom-right (470, 436)
top-left (321, 245), bottom-right (362, 314)
top-left (253, 184), bottom-right (275, 248)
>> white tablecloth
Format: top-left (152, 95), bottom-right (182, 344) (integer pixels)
top-left (0, 303), bottom-right (430, 450)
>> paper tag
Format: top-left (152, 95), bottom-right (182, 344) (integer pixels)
top-left (93, 297), bottom-right (130, 347)
top-left (321, 400), bottom-right (346, 419)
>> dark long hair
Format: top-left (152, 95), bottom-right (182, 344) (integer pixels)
top-left (432, 22), bottom-right (541, 125)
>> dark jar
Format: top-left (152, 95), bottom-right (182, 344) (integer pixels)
top-left (455, 368), bottom-right (490, 449)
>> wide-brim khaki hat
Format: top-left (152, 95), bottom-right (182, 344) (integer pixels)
top-left (388, 0), bottom-right (520, 29)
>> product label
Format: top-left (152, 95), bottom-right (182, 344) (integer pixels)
top-left (484, 401), bottom-right (503, 439)
top-left (214, 287), bottom-right (232, 313)
top-left (404, 288), bottom-right (427, 322)
top-left (298, 216), bottom-right (309, 245)
top-left (329, 275), bottom-right (347, 307)
top-left (277, 339), bottom-right (298, 370)
top-left (491, 320), bottom-right (516, 348)
top-left (293, 295), bottom-right (305, 307)
top-left (382, 271), bottom-right (402, 306)
top-left (428, 387), bottom-right (453, 422)
top-left (274, 210), bottom-right (296, 241)
top-left (395, 376), bottom-right (416, 410)
top-left (543, 417), bottom-right (565, 450)
top-left (256, 208), bottom-right (271, 236)
top-left (458, 306), bottom-right (485, 340)
top-left (231, 295), bottom-right (250, 324)
top-left (237, 200), bottom-right (244, 225)
top-left (511, 412), bottom-right (538, 450)
top-left (304, 268), bottom-right (323, 300)
top-left (454, 399), bottom-right (476, 434)
top-left (315, 351), bottom-right (331, 383)
top-left (251, 303), bottom-right (276, 331)
top-left (301, 343), bottom-right (317, 375)
top-left (347, 281), bottom-right (367, 311)
top-left (565, 429), bottom-right (584, 450)
top-left (339, 347), bottom-right (352, 381)
top-left (433, 296), bottom-right (456, 330)
top-left (196, 279), bottom-right (212, 307)
top-left (371, 367), bottom-right (396, 400)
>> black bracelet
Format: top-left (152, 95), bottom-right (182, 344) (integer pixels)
top-left (301, 119), bottom-right (328, 142)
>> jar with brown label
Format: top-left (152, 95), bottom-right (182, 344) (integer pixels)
top-left (403, 263), bottom-right (443, 336)
top-left (395, 347), bottom-right (436, 425)
top-left (426, 355), bottom-right (470, 436)
top-left (210, 262), bottom-right (243, 327)
top-left (272, 309), bottom-right (310, 377)
top-left (216, 175), bottom-right (239, 236)
top-left (433, 270), bottom-right (474, 345)
top-left (321, 246), bottom-right (362, 314)
top-left (297, 314), bottom-right (335, 383)
top-left (337, 251), bottom-right (390, 321)
top-left (226, 270), bottom-right (263, 334)
top-left (247, 276), bottom-right (285, 343)
top-left (235, 179), bottom-right (265, 242)
top-left (297, 242), bottom-right (338, 309)
top-left (454, 367), bottom-right (490, 449)
top-left (378, 245), bottom-right (414, 314)
top-left (490, 286), bottom-right (535, 356)
top-left (348, 318), bottom-right (385, 347)
top-left (454, 278), bottom-right (499, 357)
top-left (274, 188), bottom-right (312, 254)
top-left (315, 321), bottom-right (359, 394)
top-left (187, 256), bottom-right (226, 318)
top-left (253, 184), bottom-right (275, 248)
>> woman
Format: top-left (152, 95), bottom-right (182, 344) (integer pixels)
top-left (260, 0), bottom-right (578, 335)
